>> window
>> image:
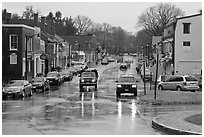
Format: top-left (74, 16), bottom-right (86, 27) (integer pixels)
top-left (9, 34), bottom-right (18, 50)
top-left (25, 37), bottom-right (33, 51)
top-left (183, 41), bottom-right (191, 46)
top-left (168, 77), bottom-right (176, 82)
top-left (175, 77), bottom-right (184, 82)
top-left (183, 23), bottom-right (191, 34)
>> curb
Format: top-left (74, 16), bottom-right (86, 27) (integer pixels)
top-left (152, 117), bottom-right (202, 135)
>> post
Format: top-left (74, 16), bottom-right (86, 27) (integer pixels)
top-left (154, 45), bottom-right (160, 100)
top-left (143, 60), bottom-right (146, 95)
top-left (142, 45), bottom-right (146, 95)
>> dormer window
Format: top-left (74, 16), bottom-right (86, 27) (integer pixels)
top-left (9, 34), bottom-right (18, 50)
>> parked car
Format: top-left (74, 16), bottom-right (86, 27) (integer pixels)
top-left (158, 75), bottom-right (199, 92)
top-left (141, 69), bottom-right (152, 82)
top-left (79, 68), bottom-right (98, 91)
top-left (31, 77), bottom-right (50, 93)
top-left (60, 70), bottom-right (73, 81)
top-left (46, 71), bottom-right (61, 85)
top-left (3, 80), bottom-right (32, 99)
top-left (36, 73), bottom-right (45, 77)
top-left (117, 58), bottom-right (123, 63)
top-left (107, 57), bottom-right (115, 62)
top-left (115, 74), bottom-right (139, 97)
top-left (69, 67), bottom-right (79, 76)
top-left (120, 63), bottom-right (128, 71)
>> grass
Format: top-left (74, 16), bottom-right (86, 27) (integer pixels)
top-left (184, 114), bottom-right (202, 126)
top-left (139, 90), bottom-right (202, 105)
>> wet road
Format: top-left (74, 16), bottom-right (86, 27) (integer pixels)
top-left (2, 58), bottom-right (200, 135)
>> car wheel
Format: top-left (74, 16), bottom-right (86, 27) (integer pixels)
top-left (158, 85), bottom-right (163, 90)
top-left (116, 91), bottom-right (120, 98)
top-left (177, 86), bottom-right (182, 91)
top-left (29, 90), bottom-right (33, 97)
top-left (21, 91), bottom-right (25, 98)
top-left (47, 85), bottom-right (50, 90)
top-left (12, 94), bottom-right (16, 99)
top-left (79, 85), bottom-right (83, 92)
top-left (94, 85), bottom-right (97, 90)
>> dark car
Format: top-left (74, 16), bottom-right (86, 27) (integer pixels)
top-left (119, 63), bottom-right (128, 71)
top-left (60, 70), bottom-right (73, 81)
top-left (31, 77), bottom-right (50, 93)
top-left (101, 58), bottom-right (109, 65)
top-left (36, 73), bottom-right (45, 77)
top-left (115, 74), bottom-right (139, 98)
top-left (46, 71), bottom-right (61, 85)
top-left (3, 80), bottom-right (32, 99)
top-left (79, 68), bottom-right (98, 91)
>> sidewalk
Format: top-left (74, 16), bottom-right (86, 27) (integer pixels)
top-left (152, 111), bottom-right (202, 135)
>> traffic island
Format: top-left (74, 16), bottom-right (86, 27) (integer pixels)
top-left (138, 90), bottom-right (202, 106)
top-left (152, 111), bottom-right (202, 135)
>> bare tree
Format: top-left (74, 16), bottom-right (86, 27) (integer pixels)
top-left (74, 15), bottom-right (93, 35)
top-left (22, 6), bottom-right (35, 19)
top-left (137, 3), bottom-right (184, 36)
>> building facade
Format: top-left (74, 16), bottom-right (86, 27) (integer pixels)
top-left (2, 24), bottom-right (35, 82)
top-left (162, 13), bottom-right (202, 76)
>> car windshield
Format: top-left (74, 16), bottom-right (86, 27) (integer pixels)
top-left (8, 81), bottom-right (24, 86)
top-left (118, 77), bottom-right (135, 82)
top-left (185, 76), bottom-right (198, 81)
top-left (47, 72), bottom-right (58, 77)
top-left (82, 72), bottom-right (95, 77)
top-left (33, 77), bottom-right (44, 82)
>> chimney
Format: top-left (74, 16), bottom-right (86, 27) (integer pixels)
top-left (41, 16), bottom-right (45, 31)
top-left (34, 13), bottom-right (38, 27)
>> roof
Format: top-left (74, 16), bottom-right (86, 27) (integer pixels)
top-left (165, 13), bottom-right (202, 29)
top-left (2, 24), bottom-right (35, 30)
top-left (177, 13), bottom-right (202, 20)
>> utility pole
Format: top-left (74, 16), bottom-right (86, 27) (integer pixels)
top-left (154, 43), bottom-right (160, 100)
top-left (142, 45), bottom-right (146, 95)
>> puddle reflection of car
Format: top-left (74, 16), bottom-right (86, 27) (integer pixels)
top-left (79, 68), bottom-right (98, 91)
top-left (115, 74), bottom-right (139, 98)
top-left (3, 80), bottom-right (33, 99)
top-left (31, 77), bottom-right (50, 93)
top-left (158, 75), bottom-right (199, 92)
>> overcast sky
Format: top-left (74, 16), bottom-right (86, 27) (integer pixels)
top-left (2, 1), bottom-right (202, 33)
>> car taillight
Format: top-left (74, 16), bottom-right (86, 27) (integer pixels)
top-left (183, 82), bottom-right (187, 85)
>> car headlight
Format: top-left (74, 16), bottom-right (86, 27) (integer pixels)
top-left (13, 88), bottom-right (22, 93)
top-left (55, 78), bottom-right (58, 80)
top-left (132, 85), bottom-right (137, 88)
top-left (92, 79), bottom-right (95, 82)
top-left (81, 79), bottom-right (85, 82)
top-left (117, 85), bottom-right (122, 88)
